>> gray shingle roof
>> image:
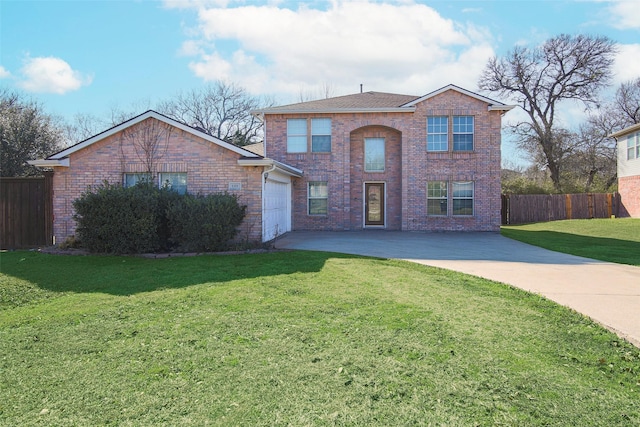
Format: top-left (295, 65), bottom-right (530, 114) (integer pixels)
top-left (261, 91), bottom-right (420, 112)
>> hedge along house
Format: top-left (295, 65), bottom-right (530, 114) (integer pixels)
top-left (253, 84), bottom-right (515, 232)
top-left (29, 110), bottom-right (302, 245)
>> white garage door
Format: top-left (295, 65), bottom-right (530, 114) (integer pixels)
top-left (263, 176), bottom-right (291, 242)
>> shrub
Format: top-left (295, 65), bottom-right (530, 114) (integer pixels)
top-left (166, 193), bottom-right (246, 252)
top-left (73, 182), bottom-right (161, 254)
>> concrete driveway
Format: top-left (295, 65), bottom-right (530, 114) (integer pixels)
top-left (275, 231), bottom-right (640, 347)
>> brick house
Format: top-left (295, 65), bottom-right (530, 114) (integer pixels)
top-left (30, 110), bottom-right (302, 244)
top-left (253, 84), bottom-right (514, 233)
top-left (30, 84), bottom-right (514, 246)
top-left (610, 123), bottom-right (640, 217)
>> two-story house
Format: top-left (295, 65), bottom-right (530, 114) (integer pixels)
top-left (253, 84), bottom-right (514, 234)
top-left (610, 123), bottom-right (640, 217)
top-left (30, 84), bottom-right (514, 246)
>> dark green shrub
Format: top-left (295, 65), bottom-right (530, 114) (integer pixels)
top-left (73, 181), bottom-right (161, 254)
top-left (166, 193), bottom-right (246, 252)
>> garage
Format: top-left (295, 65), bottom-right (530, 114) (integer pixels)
top-left (263, 172), bottom-right (292, 242)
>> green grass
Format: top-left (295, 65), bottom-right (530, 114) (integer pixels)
top-left (1, 250), bottom-right (639, 426)
top-left (501, 218), bottom-right (640, 266)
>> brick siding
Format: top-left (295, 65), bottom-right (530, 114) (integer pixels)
top-left (618, 175), bottom-right (640, 218)
top-left (51, 117), bottom-right (263, 244)
top-left (265, 89), bottom-right (503, 232)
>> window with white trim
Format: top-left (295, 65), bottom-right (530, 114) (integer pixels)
top-left (627, 131), bottom-right (640, 160)
top-left (452, 181), bottom-right (474, 216)
top-left (427, 181), bottom-right (448, 216)
top-left (427, 116), bottom-right (448, 151)
top-left (453, 116), bottom-right (474, 151)
top-left (308, 181), bottom-right (328, 215)
top-left (364, 137), bottom-right (385, 172)
top-left (311, 118), bottom-right (331, 152)
top-left (123, 173), bottom-right (151, 188)
top-left (159, 172), bottom-right (187, 194)
top-left (287, 119), bottom-right (307, 153)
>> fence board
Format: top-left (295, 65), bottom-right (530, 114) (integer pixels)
top-left (502, 193), bottom-right (617, 225)
top-left (0, 175), bottom-right (53, 249)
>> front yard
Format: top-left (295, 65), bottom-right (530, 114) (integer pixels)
top-left (501, 218), bottom-right (640, 266)
top-left (1, 250), bottom-right (638, 426)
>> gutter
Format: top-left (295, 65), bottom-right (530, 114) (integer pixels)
top-left (237, 158), bottom-right (303, 177)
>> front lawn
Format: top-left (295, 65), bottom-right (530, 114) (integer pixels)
top-left (501, 218), bottom-right (640, 266)
top-left (1, 251), bottom-right (639, 426)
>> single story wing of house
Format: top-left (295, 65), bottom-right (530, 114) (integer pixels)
top-left (30, 84), bottom-right (514, 245)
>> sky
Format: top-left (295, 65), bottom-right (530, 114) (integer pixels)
top-left (1, 0), bottom-right (640, 165)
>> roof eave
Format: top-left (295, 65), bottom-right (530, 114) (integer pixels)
top-left (609, 122), bottom-right (640, 139)
top-left (237, 158), bottom-right (303, 177)
top-left (28, 158), bottom-right (70, 168)
top-left (489, 105), bottom-right (517, 112)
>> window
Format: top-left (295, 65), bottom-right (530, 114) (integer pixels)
top-left (453, 116), bottom-right (474, 151)
top-left (364, 138), bottom-right (385, 172)
top-left (311, 118), bottom-right (331, 152)
top-left (427, 181), bottom-right (448, 215)
top-left (123, 173), bottom-right (151, 188)
top-left (452, 181), bottom-right (474, 216)
top-left (159, 172), bottom-right (187, 194)
top-left (308, 182), bottom-right (328, 215)
top-left (287, 119), bottom-right (307, 153)
top-left (427, 116), bottom-right (448, 151)
top-left (627, 132), bottom-right (640, 160)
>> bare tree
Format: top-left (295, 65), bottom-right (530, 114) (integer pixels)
top-left (0, 88), bottom-right (65, 176)
top-left (119, 119), bottom-right (173, 176)
top-left (157, 81), bottom-right (271, 146)
top-left (478, 34), bottom-right (617, 191)
top-left (614, 77), bottom-right (640, 126)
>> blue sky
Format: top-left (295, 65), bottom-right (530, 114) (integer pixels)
top-left (1, 0), bottom-right (639, 164)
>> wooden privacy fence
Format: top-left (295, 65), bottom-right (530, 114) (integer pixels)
top-left (0, 174), bottom-right (53, 249)
top-left (501, 193), bottom-right (620, 225)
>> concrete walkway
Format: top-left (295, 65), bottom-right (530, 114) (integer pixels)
top-left (275, 231), bottom-right (640, 347)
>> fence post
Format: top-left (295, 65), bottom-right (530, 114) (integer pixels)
top-left (565, 194), bottom-right (572, 220)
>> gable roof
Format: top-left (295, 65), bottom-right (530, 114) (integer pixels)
top-left (46, 110), bottom-right (261, 161)
top-left (253, 84), bottom-right (515, 116)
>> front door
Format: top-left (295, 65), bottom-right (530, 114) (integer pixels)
top-left (365, 183), bottom-right (385, 227)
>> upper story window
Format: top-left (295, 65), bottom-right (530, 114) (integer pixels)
top-left (453, 116), bottom-right (474, 151)
top-left (311, 118), bottom-right (331, 152)
top-left (627, 131), bottom-right (640, 160)
top-left (287, 119), bottom-right (307, 153)
top-left (364, 138), bottom-right (385, 172)
top-left (427, 116), bottom-right (448, 151)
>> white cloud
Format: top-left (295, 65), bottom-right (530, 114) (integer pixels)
top-left (613, 44), bottom-right (640, 84)
top-left (0, 66), bottom-right (11, 79)
top-left (607, 0), bottom-right (640, 30)
top-left (18, 56), bottom-right (92, 94)
top-left (175, 0), bottom-right (495, 99)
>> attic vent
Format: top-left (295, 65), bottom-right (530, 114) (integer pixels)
top-left (194, 126), bottom-right (209, 135)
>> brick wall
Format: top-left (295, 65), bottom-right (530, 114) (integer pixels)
top-left (51, 117), bottom-right (263, 244)
top-left (265, 89), bottom-right (503, 232)
top-left (618, 175), bottom-right (640, 218)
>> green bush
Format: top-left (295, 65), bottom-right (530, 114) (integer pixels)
top-left (72, 183), bottom-right (246, 254)
top-left (166, 193), bottom-right (246, 252)
top-left (73, 182), bottom-right (161, 254)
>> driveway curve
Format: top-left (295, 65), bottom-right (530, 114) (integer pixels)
top-left (275, 231), bottom-right (640, 348)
